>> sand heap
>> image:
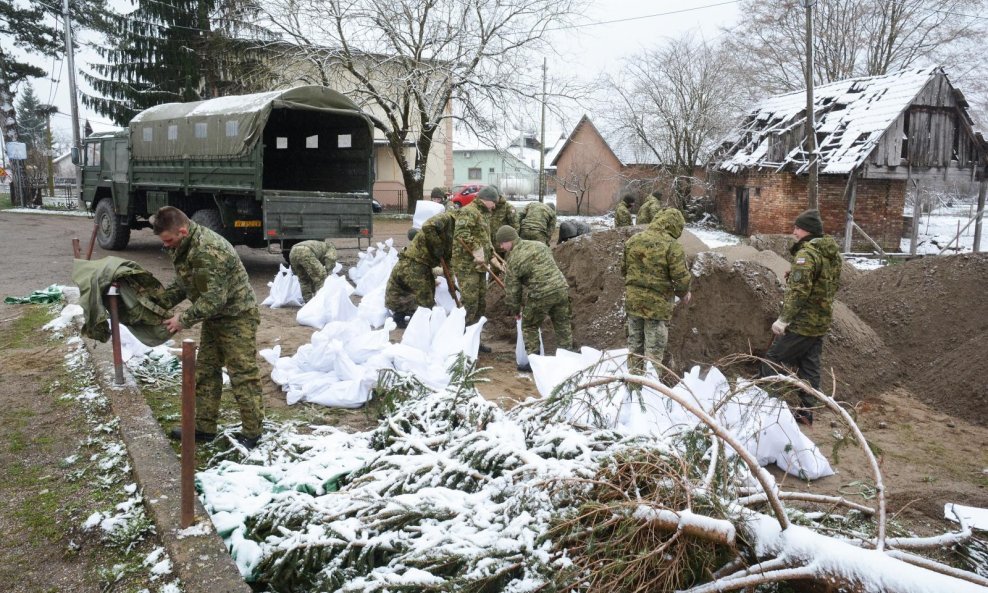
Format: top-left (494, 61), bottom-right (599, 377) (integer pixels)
top-left (838, 253), bottom-right (988, 425)
top-left (485, 227), bottom-right (892, 402)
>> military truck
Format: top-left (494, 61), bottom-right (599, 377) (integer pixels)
top-left (74, 86), bottom-right (376, 253)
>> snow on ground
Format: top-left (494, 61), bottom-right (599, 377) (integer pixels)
top-left (6, 207), bottom-right (91, 217)
top-left (901, 201), bottom-right (984, 255)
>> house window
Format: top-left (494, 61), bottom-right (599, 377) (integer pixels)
top-left (468, 167), bottom-right (482, 180)
top-left (489, 167), bottom-right (495, 174)
top-left (194, 122), bottom-right (208, 139)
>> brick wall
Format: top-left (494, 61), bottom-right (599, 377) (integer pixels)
top-left (714, 171), bottom-right (905, 251)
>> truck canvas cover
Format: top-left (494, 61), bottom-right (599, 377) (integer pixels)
top-left (128, 86), bottom-right (373, 159)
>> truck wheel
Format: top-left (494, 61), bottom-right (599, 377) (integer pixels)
top-left (191, 209), bottom-right (224, 235)
top-left (95, 199), bottom-right (131, 250)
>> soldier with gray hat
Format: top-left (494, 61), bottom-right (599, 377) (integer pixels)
top-left (496, 224), bottom-right (573, 371)
top-left (759, 208), bottom-right (842, 426)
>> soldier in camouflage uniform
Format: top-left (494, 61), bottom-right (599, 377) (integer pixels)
top-left (622, 207), bottom-right (692, 377)
top-left (289, 239), bottom-right (338, 302)
top-left (614, 194), bottom-right (634, 228)
top-left (497, 225), bottom-right (573, 371)
top-left (485, 186), bottom-right (519, 255)
top-left (385, 210), bottom-right (457, 326)
top-left (452, 193), bottom-right (497, 351)
top-left (152, 206), bottom-right (264, 449)
top-left (636, 191), bottom-right (662, 225)
top-left (518, 200), bottom-right (556, 244)
top-left (760, 209), bottom-right (842, 426)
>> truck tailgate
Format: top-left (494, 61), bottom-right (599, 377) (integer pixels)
top-left (263, 190), bottom-right (373, 241)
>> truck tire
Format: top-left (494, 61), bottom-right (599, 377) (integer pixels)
top-left (191, 209), bottom-right (224, 235)
top-left (95, 199), bottom-right (131, 250)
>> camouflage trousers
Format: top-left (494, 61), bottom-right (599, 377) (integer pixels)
top-left (289, 245), bottom-right (329, 302)
top-left (627, 315), bottom-right (668, 376)
top-left (385, 258), bottom-right (435, 319)
top-left (453, 265), bottom-right (487, 325)
top-left (195, 311), bottom-right (264, 438)
top-left (519, 229), bottom-right (550, 245)
top-left (522, 290), bottom-right (573, 355)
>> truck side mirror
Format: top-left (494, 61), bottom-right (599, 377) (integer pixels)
top-left (71, 146), bottom-right (80, 165)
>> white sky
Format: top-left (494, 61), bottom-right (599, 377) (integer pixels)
top-left (20, 0), bottom-right (740, 144)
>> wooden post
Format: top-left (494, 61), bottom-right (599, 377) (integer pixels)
top-left (908, 165), bottom-right (919, 256)
top-left (72, 238), bottom-right (81, 259)
top-left (106, 284), bottom-right (124, 384)
top-left (85, 222), bottom-right (98, 260)
top-left (974, 172), bottom-right (986, 252)
top-left (180, 339), bottom-right (196, 528)
top-left (842, 173), bottom-right (857, 253)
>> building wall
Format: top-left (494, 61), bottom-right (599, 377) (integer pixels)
top-left (714, 171), bottom-right (906, 251)
top-left (452, 150), bottom-right (538, 196)
top-left (553, 121), bottom-right (623, 215)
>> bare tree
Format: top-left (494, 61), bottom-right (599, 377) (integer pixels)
top-left (722, 0), bottom-right (985, 96)
top-left (254, 0), bottom-right (586, 210)
top-left (605, 34), bottom-right (742, 209)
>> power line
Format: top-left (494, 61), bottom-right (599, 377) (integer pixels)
top-left (547, 0), bottom-right (742, 32)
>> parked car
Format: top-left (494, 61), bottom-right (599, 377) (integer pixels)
top-left (372, 198), bottom-right (383, 213)
top-left (450, 183), bottom-right (486, 208)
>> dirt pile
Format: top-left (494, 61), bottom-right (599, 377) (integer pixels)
top-left (838, 253), bottom-right (988, 424)
top-left (485, 228), bottom-right (893, 402)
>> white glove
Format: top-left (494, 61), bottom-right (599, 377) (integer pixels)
top-left (681, 291), bottom-right (692, 306)
top-left (771, 319), bottom-right (789, 336)
top-left (472, 247), bottom-right (486, 271)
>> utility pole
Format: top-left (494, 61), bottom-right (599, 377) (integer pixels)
top-left (63, 0), bottom-right (82, 196)
top-left (804, 0), bottom-right (818, 209)
top-left (37, 105), bottom-right (58, 197)
top-left (538, 57), bottom-right (547, 203)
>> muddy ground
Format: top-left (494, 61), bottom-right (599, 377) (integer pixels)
top-left (1, 209), bottom-right (985, 547)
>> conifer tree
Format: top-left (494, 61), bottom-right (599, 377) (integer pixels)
top-left (83, 0), bottom-right (278, 125)
top-left (15, 83), bottom-right (46, 152)
top-left (0, 0), bottom-right (60, 145)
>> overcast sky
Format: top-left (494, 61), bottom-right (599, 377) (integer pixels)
top-left (24, 0), bottom-right (740, 144)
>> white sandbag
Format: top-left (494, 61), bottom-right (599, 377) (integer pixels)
top-left (431, 307), bottom-right (467, 360)
top-left (514, 316), bottom-right (545, 367)
top-left (434, 277), bottom-right (458, 313)
top-left (296, 275), bottom-right (359, 329)
top-left (412, 200), bottom-right (444, 229)
top-left (354, 245), bottom-right (398, 297)
top-left (400, 307), bottom-right (434, 352)
top-left (356, 283), bottom-right (390, 328)
top-left (261, 264), bottom-right (304, 308)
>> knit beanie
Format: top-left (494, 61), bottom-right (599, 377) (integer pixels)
top-left (495, 225), bottom-right (519, 244)
top-left (794, 209), bottom-right (824, 235)
top-left (622, 194), bottom-right (635, 205)
top-left (477, 185), bottom-right (499, 202)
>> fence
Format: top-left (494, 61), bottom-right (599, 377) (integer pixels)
top-left (374, 188), bottom-right (407, 212)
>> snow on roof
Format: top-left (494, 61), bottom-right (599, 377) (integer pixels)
top-left (719, 66), bottom-right (943, 175)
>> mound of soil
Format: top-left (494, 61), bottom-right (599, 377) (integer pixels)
top-left (743, 233), bottom-right (864, 286)
top-left (838, 253), bottom-right (988, 424)
top-left (485, 228), bottom-right (894, 402)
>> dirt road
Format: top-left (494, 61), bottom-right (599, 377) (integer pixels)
top-left (2, 209), bottom-right (986, 544)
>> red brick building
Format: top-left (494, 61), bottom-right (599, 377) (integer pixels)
top-left (712, 66), bottom-right (987, 251)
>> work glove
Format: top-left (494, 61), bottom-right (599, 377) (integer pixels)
top-left (432, 266), bottom-right (443, 278)
top-left (681, 291), bottom-right (692, 306)
top-left (491, 257), bottom-right (505, 273)
top-left (771, 318), bottom-right (789, 336)
top-left (472, 248), bottom-right (486, 272)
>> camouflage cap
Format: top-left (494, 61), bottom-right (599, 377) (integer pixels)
top-left (495, 225), bottom-right (519, 244)
top-left (477, 185), bottom-right (500, 202)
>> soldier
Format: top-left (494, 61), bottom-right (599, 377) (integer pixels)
top-left (614, 193), bottom-right (634, 228)
top-left (452, 191), bottom-right (497, 351)
top-left (518, 200), bottom-right (556, 244)
top-left (486, 186), bottom-right (519, 254)
top-left (760, 209), bottom-right (842, 426)
top-left (385, 210), bottom-right (457, 327)
top-left (288, 239), bottom-right (338, 302)
top-left (152, 206), bottom-right (264, 449)
top-left (496, 225), bottom-right (573, 372)
top-left (557, 220), bottom-right (591, 244)
top-left (621, 207), bottom-right (692, 377)
top-left (636, 190), bottom-right (662, 225)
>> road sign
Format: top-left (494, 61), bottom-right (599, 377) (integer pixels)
top-left (6, 142), bottom-right (26, 160)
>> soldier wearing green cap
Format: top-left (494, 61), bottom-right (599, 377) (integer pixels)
top-left (622, 207), bottom-right (692, 377)
top-left (760, 208), bottom-right (842, 426)
top-left (614, 194), bottom-right (634, 228)
top-left (496, 225), bottom-right (573, 371)
top-left (485, 186), bottom-right (519, 253)
top-left (289, 239), bottom-right (338, 302)
top-left (151, 206), bottom-right (264, 449)
top-left (518, 200), bottom-right (556, 245)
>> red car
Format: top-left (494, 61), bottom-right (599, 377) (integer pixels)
top-left (450, 183), bottom-right (487, 208)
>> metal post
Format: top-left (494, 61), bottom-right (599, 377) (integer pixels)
top-left (804, 0), bottom-right (818, 209)
top-left (72, 237), bottom-right (81, 258)
top-left (106, 284), bottom-right (124, 384)
top-left (180, 339), bottom-right (196, 528)
top-left (62, 0), bottom-right (82, 196)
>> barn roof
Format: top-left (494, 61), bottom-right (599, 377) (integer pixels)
top-left (717, 66), bottom-right (966, 175)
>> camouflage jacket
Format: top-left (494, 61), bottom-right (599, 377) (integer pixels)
top-left (518, 201), bottom-right (556, 244)
top-left (614, 201), bottom-right (632, 227)
top-left (489, 198), bottom-right (519, 239)
top-left (504, 239), bottom-right (569, 315)
top-left (621, 208), bottom-right (692, 320)
top-left (404, 210), bottom-right (457, 267)
top-left (636, 197), bottom-right (661, 225)
top-left (293, 239), bottom-right (337, 268)
top-left (452, 199), bottom-right (493, 269)
top-left (160, 222), bottom-right (257, 327)
top-left (780, 235), bottom-right (842, 336)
